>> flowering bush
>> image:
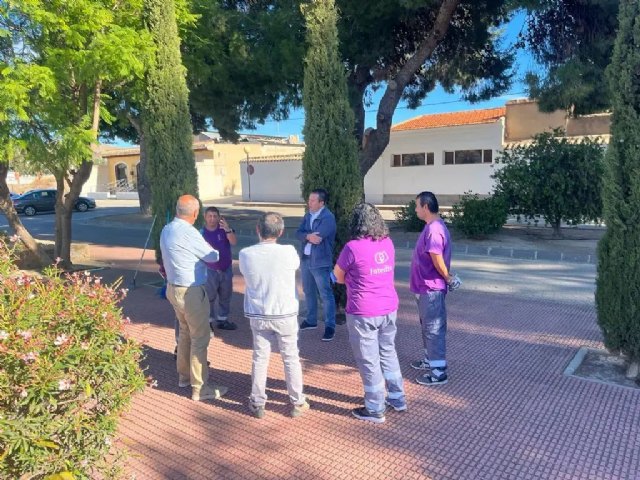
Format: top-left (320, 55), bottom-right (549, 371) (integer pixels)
top-left (0, 235), bottom-right (146, 479)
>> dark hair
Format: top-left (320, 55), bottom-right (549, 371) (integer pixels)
top-left (349, 203), bottom-right (388, 240)
top-left (258, 212), bottom-right (284, 239)
top-left (416, 191), bottom-right (439, 213)
top-left (311, 188), bottom-right (328, 204)
top-left (204, 206), bottom-right (220, 215)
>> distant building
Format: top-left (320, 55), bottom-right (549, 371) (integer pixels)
top-left (239, 99), bottom-right (611, 205)
top-left (85, 132), bottom-right (304, 200)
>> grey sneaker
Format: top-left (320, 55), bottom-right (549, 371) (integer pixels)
top-left (248, 402), bottom-right (265, 419)
top-left (385, 400), bottom-right (408, 412)
top-left (192, 384), bottom-right (228, 401)
top-left (291, 401), bottom-right (310, 418)
top-left (410, 359), bottom-right (430, 370)
top-left (178, 376), bottom-right (190, 388)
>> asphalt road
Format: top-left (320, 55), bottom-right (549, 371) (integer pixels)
top-left (0, 201), bottom-right (597, 306)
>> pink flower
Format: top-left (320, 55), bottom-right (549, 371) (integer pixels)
top-left (9, 234), bottom-right (19, 243)
top-left (55, 257), bottom-right (62, 264)
top-left (58, 379), bottom-right (72, 391)
top-left (0, 331), bottom-right (8, 341)
top-left (17, 330), bottom-right (32, 341)
top-left (54, 334), bottom-right (69, 346)
top-left (80, 341), bottom-right (90, 350)
top-left (21, 351), bottom-right (37, 362)
top-left (19, 389), bottom-right (28, 398)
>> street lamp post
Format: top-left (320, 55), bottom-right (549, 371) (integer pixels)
top-left (243, 146), bottom-right (252, 201)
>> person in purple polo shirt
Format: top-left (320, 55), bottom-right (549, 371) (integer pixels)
top-left (410, 191), bottom-right (455, 386)
top-left (201, 206), bottom-right (238, 331)
top-left (334, 203), bottom-right (406, 424)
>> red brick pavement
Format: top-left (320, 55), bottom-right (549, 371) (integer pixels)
top-left (89, 247), bottom-right (640, 480)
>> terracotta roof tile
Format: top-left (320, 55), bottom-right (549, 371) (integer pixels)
top-left (392, 107), bottom-right (506, 132)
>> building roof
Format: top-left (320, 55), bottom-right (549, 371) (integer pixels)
top-left (391, 107), bottom-right (506, 132)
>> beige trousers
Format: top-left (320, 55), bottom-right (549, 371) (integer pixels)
top-left (167, 284), bottom-right (211, 389)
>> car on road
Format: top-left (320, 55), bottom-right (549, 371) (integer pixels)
top-left (12, 189), bottom-right (96, 216)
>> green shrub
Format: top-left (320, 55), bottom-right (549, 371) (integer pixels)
top-left (394, 199), bottom-right (424, 232)
top-left (0, 236), bottom-right (146, 479)
top-left (451, 192), bottom-right (508, 238)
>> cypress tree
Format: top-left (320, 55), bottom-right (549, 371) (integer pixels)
top-left (142, 0), bottom-right (199, 257)
top-left (301, 0), bottom-right (363, 246)
top-left (595, 0), bottom-right (640, 376)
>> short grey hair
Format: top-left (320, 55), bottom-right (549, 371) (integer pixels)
top-left (258, 212), bottom-right (284, 239)
top-left (176, 196), bottom-right (199, 216)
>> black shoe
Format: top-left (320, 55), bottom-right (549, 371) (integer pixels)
top-left (416, 369), bottom-right (448, 386)
top-left (216, 320), bottom-right (237, 331)
top-left (321, 327), bottom-right (335, 341)
top-left (351, 407), bottom-right (385, 424)
top-left (299, 321), bottom-right (318, 331)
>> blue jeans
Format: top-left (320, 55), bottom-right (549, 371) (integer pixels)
top-left (301, 259), bottom-right (336, 330)
top-left (205, 267), bottom-right (233, 321)
top-left (416, 290), bottom-right (447, 369)
top-left (347, 312), bottom-right (406, 414)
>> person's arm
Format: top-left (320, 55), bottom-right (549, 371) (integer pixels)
top-left (188, 227), bottom-right (219, 263)
top-left (220, 217), bottom-right (237, 246)
top-left (333, 264), bottom-right (346, 284)
top-left (309, 212), bottom-right (336, 244)
top-left (429, 252), bottom-right (452, 283)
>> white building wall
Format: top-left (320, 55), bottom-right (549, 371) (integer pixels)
top-left (197, 162), bottom-right (223, 200)
top-left (240, 160), bottom-right (304, 203)
top-left (365, 120), bottom-right (504, 203)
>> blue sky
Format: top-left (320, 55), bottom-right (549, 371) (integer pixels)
top-left (240, 10), bottom-right (542, 139)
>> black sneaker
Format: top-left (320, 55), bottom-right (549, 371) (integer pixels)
top-left (416, 369), bottom-right (448, 386)
top-left (299, 321), bottom-right (318, 331)
top-left (321, 327), bottom-right (335, 341)
top-left (351, 407), bottom-right (385, 424)
top-left (410, 359), bottom-right (430, 370)
top-left (216, 320), bottom-right (237, 331)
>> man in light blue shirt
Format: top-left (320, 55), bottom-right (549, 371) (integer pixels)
top-left (160, 195), bottom-right (228, 402)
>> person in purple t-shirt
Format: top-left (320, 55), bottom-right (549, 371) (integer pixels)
top-left (334, 203), bottom-right (406, 424)
top-left (410, 191), bottom-right (455, 386)
top-left (201, 206), bottom-right (238, 331)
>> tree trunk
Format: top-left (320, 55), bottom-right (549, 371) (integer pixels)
top-left (0, 165), bottom-right (52, 266)
top-left (551, 219), bottom-right (562, 238)
top-left (348, 65), bottom-right (371, 147)
top-left (357, 0), bottom-right (461, 177)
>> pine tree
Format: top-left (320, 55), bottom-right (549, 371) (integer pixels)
top-left (301, 0), bottom-right (363, 247)
top-left (595, 0), bottom-right (640, 376)
top-left (142, 0), bottom-right (199, 257)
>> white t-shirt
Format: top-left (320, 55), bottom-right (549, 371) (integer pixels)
top-left (239, 242), bottom-right (300, 320)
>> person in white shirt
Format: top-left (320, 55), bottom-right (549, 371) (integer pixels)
top-left (159, 195), bottom-right (227, 402)
top-left (239, 212), bottom-right (309, 419)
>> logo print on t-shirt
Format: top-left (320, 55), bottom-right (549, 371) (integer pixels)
top-left (374, 251), bottom-right (389, 264)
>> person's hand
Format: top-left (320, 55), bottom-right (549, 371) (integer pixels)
top-left (307, 232), bottom-right (322, 244)
top-left (220, 217), bottom-right (233, 233)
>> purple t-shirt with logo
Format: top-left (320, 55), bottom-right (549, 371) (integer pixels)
top-left (201, 227), bottom-right (232, 271)
top-left (410, 218), bottom-right (451, 294)
top-left (336, 237), bottom-right (399, 316)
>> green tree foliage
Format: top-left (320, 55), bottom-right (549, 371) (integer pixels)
top-left (183, 0), bottom-right (305, 140)
top-left (451, 192), bottom-right (508, 238)
top-left (595, 0), bottom-right (640, 366)
top-left (520, 0), bottom-right (619, 114)
top-left (142, 0), bottom-right (200, 258)
top-left (0, 0), bottom-right (152, 267)
top-left (492, 131), bottom-right (605, 236)
top-left (300, 0), bottom-right (363, 248)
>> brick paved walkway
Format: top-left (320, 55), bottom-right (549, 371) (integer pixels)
top-left (92, 248), bottom-right (639, 480)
